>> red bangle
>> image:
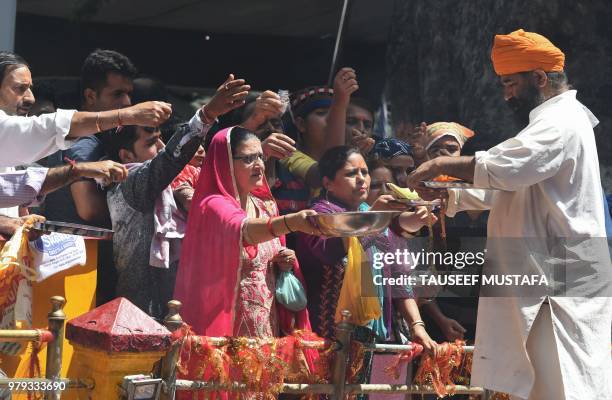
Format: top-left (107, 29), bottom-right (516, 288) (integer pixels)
top-left (63, 156), bottom-right (77, 167)
top-left (266, 217), bottom-right (279, 237)
top-left (64, 156), bottom-right (79, 179)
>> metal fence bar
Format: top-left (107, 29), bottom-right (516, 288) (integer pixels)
top-left (368, 343), bottom-right (474, 353)
top-left (159, 300), bottom-right (185, 400)
top-left (204, 336), bottom-right (330, 349)
top-left (174, 380), bottom-right (336, 394)
top-left (0, 329), bottom-right (54, 342)
top-left (44, 296), bottom-right (66, 400)
top-left (330, 310), bottom-right (353, 400)
top-left (172, 380), bottom-right (485, 396)
top-left (346, 384), bottom-right (484, 395)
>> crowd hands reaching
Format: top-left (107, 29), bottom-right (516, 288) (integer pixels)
top-left (0, 49), bottom-right (478, 360)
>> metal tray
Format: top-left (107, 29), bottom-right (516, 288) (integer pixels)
top-left (423, 181), bottom-right (474, 189)
top-left (33, 220), bottom-right (114, 240)
top-left (307, 211), bottom-right (400, 237)
top-left (389, 198), bottom-right (441, 207)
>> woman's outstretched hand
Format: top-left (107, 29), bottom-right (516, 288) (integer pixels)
top-left (285, 209), bottom-right (320, 235)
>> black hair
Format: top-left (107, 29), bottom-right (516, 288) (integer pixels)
top-left (81, 49), bottom-right (137, 95)
top-left (240, 93), bottom-right (260, 122)
top-left (107, 125), bottom-right (140, 162)
top-left (0, 51), bottom-right (28, 84)
top-left (349, 96), bottom-right (376, 118)
top-left (319, 145), bottom-right (362, 181)
top-left (131, 76), bottom-right (168, 104)
top-left (230, 126), bottom-right (259, 156)
top-left (366, 158), bottom-right (390, 174)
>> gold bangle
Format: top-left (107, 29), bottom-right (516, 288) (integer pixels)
top-left (409, 320), bottom-right (426, 332)
top-left (95, 112), bottom-right (102, 132)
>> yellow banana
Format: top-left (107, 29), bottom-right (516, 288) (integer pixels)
top-left (386, 183), bottom-right (421, 200)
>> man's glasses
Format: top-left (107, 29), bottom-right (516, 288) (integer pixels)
top-left (233, 152), bottom-right (265, 165)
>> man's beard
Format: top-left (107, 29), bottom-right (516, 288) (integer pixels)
top-left (506, 83), bottom-right (546, 127)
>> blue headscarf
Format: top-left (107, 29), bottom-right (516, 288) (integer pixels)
top-left (371, 138), bottom-right (412, 159)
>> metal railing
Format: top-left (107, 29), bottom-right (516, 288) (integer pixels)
top-left (0, 296), bottom-right (84, 400)
top-left (1, 297), bottom-right (489, 399)
top-left (158, 301), bottom-right (488, 399)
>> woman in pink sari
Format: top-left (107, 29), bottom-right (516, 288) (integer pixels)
top-left (175, 126), bottom-right (319, 338)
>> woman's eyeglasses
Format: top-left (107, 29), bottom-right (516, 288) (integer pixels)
top-left (233, 152), bottom-right (265, 165)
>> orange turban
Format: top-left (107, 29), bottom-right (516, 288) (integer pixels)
top-left (491, 29), bottom-right (565, 75)
top-left (425, 122), bottom-right (475, 150)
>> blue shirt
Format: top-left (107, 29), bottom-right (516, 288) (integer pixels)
top-left (43, 135), bottom-right (108, 226)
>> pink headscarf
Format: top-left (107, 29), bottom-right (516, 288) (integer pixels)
top-left (174, 127), bottom-right (312, 337)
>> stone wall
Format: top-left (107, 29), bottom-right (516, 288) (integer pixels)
top-left (386, 0), bottom-right (612, 191)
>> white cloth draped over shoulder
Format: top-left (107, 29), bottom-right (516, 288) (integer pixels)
top-left (446, 90), bottom-right (612, 400)
top-left (0, 109), bottom-right (76, 167)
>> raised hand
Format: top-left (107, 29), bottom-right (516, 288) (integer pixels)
top-left (262, 132), bottom-right (296, 159)
top-left (243, 90), bottom-right (284, 130)
top-left (202, 74), bottom-right (251, 121)
top-left (333, 67), bottom-right (359, 104)
top-left (123, 101), bottom-right (172, 127)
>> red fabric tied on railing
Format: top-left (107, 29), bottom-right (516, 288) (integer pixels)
top-left (414, 339), bottom-right (466, 398)
top-left (383, 343), bottom-right (423, 379)
top-left (173, 325), bottom-right (326, 400)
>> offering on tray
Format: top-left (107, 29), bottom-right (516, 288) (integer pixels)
top-left (432, 175), bottom-right (462, 182)
top-left (386, 183), bottom-right (421, 200)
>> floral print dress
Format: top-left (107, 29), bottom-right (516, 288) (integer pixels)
top-left (233, 195), bottom-right (280, 338)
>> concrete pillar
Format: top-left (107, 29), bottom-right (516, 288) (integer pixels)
top-left (0, 0), bottom-right (17, 51)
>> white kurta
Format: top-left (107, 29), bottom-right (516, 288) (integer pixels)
top-left (446, 90), bottom-right (612, 399)
top-left (0, 109), bottom-right (75, 167)
top-left (0, 167), bottom-right (19, 217)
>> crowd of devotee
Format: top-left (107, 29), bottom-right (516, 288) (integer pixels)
top-left (0, 28), bottom-right (610, 400)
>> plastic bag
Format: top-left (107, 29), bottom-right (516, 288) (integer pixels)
top-left (335, 236), bottom-right (381, 326)
top-left (275, 270), bottom-right (308, 312)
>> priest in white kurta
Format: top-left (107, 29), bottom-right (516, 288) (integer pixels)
top-left (407, 29), bottom-right (611, 400)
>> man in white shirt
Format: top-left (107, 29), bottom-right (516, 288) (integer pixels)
top-left (0, 52), bottom-right (34, 222)
top-left (407, 30), bottom-right (611, 400)
top-left (0, 51), bottom-right (172, 236)
top-left (0, 51), bottom-right (172, 168)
